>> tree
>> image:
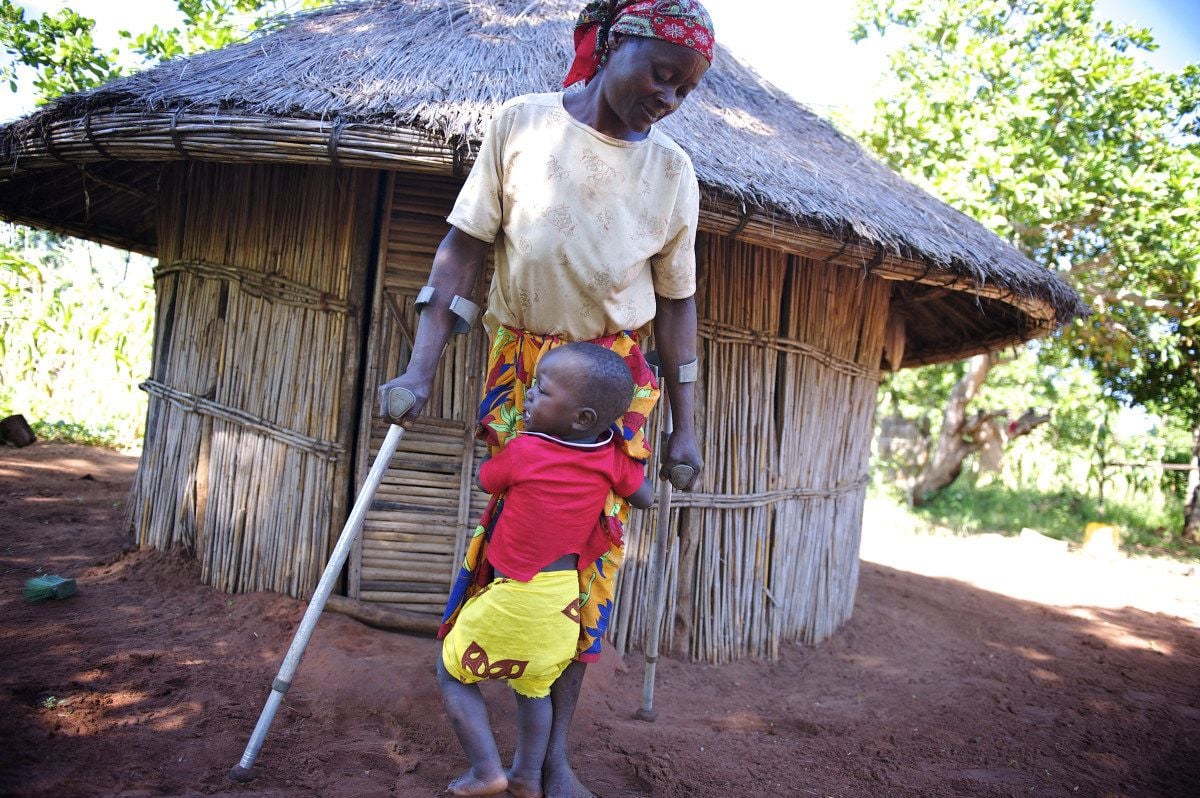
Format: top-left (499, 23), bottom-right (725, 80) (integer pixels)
top-left (1, 0), bottom-right (333, 105)
top-left (908, 354), bottom-right (1052, 504)
top-left (855, 0), bottom-right (1200, 538)
top-left (0, 0), bottom-right (333, 444)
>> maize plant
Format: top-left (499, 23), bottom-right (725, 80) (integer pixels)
top-left (0, 226), bottom-right (153, 449)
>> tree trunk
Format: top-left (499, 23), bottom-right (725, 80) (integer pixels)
top-left (911, 354), bottom-right (993, 505)
top-left (1183, 419), bottom-right (1200, 544)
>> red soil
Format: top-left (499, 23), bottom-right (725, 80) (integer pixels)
top-left (1, 443), bottom-right (1198, 797)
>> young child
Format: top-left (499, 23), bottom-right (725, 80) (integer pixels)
top-left (437, 342), bottom-right (654, 797)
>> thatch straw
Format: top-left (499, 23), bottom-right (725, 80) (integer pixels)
top-left (0, 0), bottom-right (1086, 340)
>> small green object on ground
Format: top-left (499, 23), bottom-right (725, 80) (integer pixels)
top-left (23, 574), bottom-right (77, 603)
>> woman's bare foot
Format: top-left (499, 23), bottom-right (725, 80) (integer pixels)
top-left (447, 768), bottom-right (508, 796)
top-left (505, 766), bottom-right (544, 798)
top-left (543, 760), bottom-right (593, 798)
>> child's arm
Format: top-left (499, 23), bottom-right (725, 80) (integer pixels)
top-left (479, 446), bottom-right (515, 496)
top-left (474, 452), bottom-right (491, 493)
top-left (623, 476), bottom-right (655, 510)
top-left (614, 451), bottom-right (654, 509)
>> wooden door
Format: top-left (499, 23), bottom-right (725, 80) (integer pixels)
top-left (350, 172), bottom-right (490, 616)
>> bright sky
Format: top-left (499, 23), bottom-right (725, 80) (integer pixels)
top-left (3, 0), bottom-right (1199, 126)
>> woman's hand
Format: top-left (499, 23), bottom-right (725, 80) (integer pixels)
top-left (376, 371), bottom-right (433, 429)
top-left (662, 427), bottom-right (703, 491)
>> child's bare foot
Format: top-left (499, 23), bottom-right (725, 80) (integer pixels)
top-left (447, 768), bottom-right (508, 796)
top-left (505, 767), bottom-right (543, 798)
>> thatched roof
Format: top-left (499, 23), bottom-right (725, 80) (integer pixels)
top-left (0, 0), bottom-right (1085, 366)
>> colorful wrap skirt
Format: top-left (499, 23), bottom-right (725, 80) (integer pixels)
top-left (438, 324), bottom-right (660, 661)
top-left (441, 570), bottom-right (581, 698)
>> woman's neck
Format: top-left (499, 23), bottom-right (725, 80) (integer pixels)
top-left (562, 83), bottom-right (647, 142)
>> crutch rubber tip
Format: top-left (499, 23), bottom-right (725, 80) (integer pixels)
top-left (228, 765), bottom-right (257, 783)
top-left (634, 707), bottom-right (658, 722)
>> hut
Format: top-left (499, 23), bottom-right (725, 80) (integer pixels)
top-left (0, 0), bottom-right (1083, 662)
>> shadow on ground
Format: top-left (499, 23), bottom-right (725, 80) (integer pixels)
top-left (1, 444), bottom-right (1197, 797)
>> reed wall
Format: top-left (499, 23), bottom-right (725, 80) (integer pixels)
top-left (611, 238), bottom-right (889, 661)
top-left (126, 160), bottom-right (887, 657)
top-left (127, 161), bottom-right (378, 598)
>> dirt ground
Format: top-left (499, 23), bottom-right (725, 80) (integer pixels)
top-left (1, 443), bottom-right (1198, 798)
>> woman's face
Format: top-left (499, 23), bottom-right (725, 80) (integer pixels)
top-left (599, 34), bottom-right (709, 136)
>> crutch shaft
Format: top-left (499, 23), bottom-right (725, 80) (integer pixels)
top-left (638, 470), bottom-right (674, 717)
top-left (637, 390), bottom-right (675, 721)
top-left (231, 389), bottom-right (412, 780)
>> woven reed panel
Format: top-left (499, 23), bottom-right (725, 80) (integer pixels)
top-left (352, 181), bottom-right (888, 659)
top-left (128, 162), bottom-right (375, 598)
top-left (612, 236), bottom-right (889, 662)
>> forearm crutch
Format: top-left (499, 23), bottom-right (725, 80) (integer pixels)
top-left (228, 387), bottom-right (415, 782)
top-left (635, 356), bottom-right (694, 722)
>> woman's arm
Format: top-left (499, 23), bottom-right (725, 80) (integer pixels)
top-left (654, 293), bottom-right (703, 490)
top-left (376, 226), bottom-right (489, 427)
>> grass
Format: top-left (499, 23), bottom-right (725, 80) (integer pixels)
top-left (889, 482), bottom-right (1199, 561)
top-left (26, 419), bottom-right (129, 449)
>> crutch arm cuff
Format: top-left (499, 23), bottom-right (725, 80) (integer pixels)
top-left (677, 357), bottom-right (699, 384)
top-left (413, 285), bottom-right (479, 335)
top-left (414, 284), bottom-right (435, 313)
top-left (448, 294), bottom-right (480, 335)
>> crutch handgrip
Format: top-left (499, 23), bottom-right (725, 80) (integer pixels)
top-left (386, 387), bottom-right (416, 419)
top-left (667, 463), bottom-right (695, 491)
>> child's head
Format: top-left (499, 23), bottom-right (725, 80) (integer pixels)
top-left (524, 342), bottom-right (635, 440)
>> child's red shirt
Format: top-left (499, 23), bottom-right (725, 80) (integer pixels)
top-left (479, 430), bottom-right (644, 582)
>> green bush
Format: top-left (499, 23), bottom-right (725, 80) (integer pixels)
top-left (908, 481), bottom-right (1196, 559)
top-left (26, 419), bottom-right (125, 448)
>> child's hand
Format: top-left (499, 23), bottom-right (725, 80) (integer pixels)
top-left (626, 476), bottom-right (656, 510)
top-left (475, 453), bottom-right (491, 493)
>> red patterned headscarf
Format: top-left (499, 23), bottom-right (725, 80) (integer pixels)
top-left (564, 0), bottom-right (716, 88)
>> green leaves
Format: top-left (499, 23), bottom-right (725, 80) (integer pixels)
top-left (856, 0), bottom-right (1200, 426)
top-left (0, 1), bottom-right (123, 102)
top-left (0, 0), bottom-right (335, 105)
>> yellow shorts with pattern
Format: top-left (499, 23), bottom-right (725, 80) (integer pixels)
top-left (440, 570), bottom-right (581, 699)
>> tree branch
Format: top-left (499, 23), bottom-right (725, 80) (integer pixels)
top-left (1068, 250), bottom-right (1113, 276)
top-left (1083, 287), bottom-right (1186, 317)
top-left (1006, 409), bottom-right (1050, 439)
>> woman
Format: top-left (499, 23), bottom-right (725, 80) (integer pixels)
top-left (379, 2), bottom-right (714, 794)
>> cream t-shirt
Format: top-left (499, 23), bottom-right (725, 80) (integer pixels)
top-left (447, 92), bottom-right (699, 341)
